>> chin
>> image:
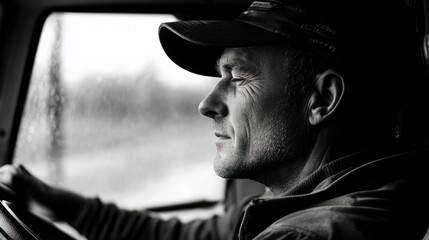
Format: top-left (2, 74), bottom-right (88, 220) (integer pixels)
top-left (213, 156), bottom-right (232, 178)
top-left (213, 154), bottom-right (252, 179)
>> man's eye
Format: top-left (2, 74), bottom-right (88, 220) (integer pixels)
top-left (231, 78), bottom-right (247, 86)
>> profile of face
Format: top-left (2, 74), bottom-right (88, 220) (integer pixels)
top-left (198, 46), bottom-right (309, 181)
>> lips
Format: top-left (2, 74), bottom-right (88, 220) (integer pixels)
top-left (214, 132), bottom-right (230, 139)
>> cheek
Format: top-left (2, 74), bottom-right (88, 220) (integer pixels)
top-left (228, 98), bottom-right (258, 148)
top-left (228, 83), bottom-right (284, 148)
top-left (230, 105), bottom-right (252, 147)
top-left (252, 95), bottom-right (302, 143)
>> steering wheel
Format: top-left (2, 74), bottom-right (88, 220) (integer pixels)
top-left (0, 183), bottom-right (77, 240)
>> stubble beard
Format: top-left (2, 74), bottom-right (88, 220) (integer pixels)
top-left (213, 100), bottom-right (308, 181)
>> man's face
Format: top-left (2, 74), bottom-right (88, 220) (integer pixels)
top-left (198, 46), bottom-right (309, 180)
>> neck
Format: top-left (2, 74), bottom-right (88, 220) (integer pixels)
top-left (262, 127), bottom-right (361, 197)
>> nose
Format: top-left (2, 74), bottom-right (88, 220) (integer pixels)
top-left (198, 81), bottom-right (228, 119)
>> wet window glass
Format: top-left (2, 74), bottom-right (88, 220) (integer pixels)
top-left (14, 13), bottom-right (223, 216)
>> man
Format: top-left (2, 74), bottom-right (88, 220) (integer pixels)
top-left (1, 0), bottom-right (429, 239)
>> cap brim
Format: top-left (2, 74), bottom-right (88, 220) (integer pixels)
top-left (159, 20), bottom-right (285, 77)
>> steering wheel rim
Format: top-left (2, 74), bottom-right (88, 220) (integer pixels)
top-left (0, 183), bottom-right (77, 240)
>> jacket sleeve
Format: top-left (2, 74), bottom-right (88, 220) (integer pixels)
top-left (68, 197), bottom-right (251, 240)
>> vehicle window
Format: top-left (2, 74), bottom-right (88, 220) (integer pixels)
top-left (14, 13), bottom-right (223, 216)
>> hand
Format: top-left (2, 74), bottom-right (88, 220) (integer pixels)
top-left (0, 164), bottom-right (60, 221)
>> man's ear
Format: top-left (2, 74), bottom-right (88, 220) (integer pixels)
top-left (307, 69), bottom-right (345, 126)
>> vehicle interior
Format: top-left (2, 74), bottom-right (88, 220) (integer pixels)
top-left (0, 0), bottom-right (428, 239)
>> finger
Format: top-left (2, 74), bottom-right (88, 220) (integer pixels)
top-left (0, 165), bottom-right (20, 202)
top-left (0, 164), bottom-right (32, 198)
top-left (0, 181), bottom-right (18, 202)
top-left (0, 164), bottom-right (19, 186)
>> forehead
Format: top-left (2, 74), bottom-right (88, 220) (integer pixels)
top-left (217, 46), bottom-right (272, 68)
top-left (216, 48), bottom-right (256, 70)
top-left (216, 46), bottom-right (283, 72)
top-left (221, 48), bottom-right (254, 61)
top-left (216, 46), bottom-right (283, 70)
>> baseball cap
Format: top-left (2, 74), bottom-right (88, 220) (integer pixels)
top-left (158, 0), bottom-right (339, 77)
top-left (159, 0), bottom-right (415, 77)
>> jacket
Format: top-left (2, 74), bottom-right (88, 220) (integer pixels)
top-left (70, 143), bottom-right (429, 240)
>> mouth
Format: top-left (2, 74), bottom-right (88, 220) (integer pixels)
top-left (214, 132), bottom-right (231, 140)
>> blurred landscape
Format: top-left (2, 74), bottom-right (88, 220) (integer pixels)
top-left (15, 68), bottom-right (223, 209)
